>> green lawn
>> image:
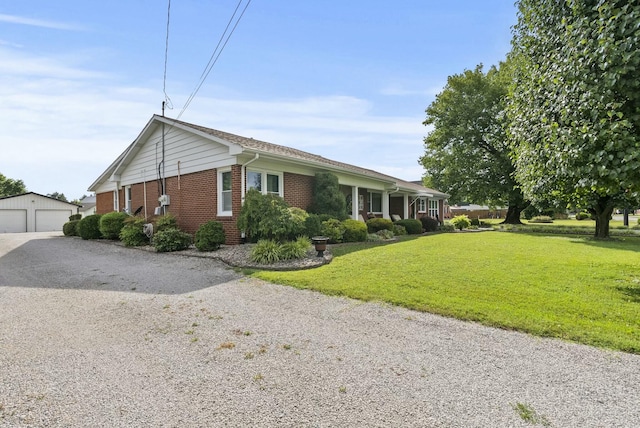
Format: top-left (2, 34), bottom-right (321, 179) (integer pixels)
top-left (252, 232), bottom-right (640, 353)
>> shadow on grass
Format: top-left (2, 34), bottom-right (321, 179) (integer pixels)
top-left (617, 285), bottom-right (640, 303)
top-left (330, 235), bottom-right (422, 257)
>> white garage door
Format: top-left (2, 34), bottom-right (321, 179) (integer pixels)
top-left (36, 210), bottom-right (72, 232)
top-left (0, 210), bottom-right (27, 233)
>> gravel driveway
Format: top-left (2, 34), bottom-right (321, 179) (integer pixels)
top-left (1, 232), bottom-right (639, 427)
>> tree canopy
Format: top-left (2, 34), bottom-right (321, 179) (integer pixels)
top-left (47, 192), bottom-right (68, 202)
top-left (508, 0), bottom-right (640, 238)
top-left (0, 173), bottom-right (27, 197)
top-left (420, 63), bottom-right (527, 224)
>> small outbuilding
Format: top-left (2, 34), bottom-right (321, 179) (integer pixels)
top-left (0, 192), bottom-right (80, 233)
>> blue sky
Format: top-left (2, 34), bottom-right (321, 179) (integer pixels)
top-left (0, 1), bottom-right (517, 200)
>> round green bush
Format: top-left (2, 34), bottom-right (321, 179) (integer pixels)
top-left (63, 220), bottom-right (80, 236)
top-left (304, 214), bottom-right (323, 238)
top-left (450, 215), bottom-right (471, 231)
top-left (420, 216), bottom-right (439, 232)
top-left (575, 212), bottom-right (592, 220)
top-left (194, 221), bottom-right (226, 251)
top-left (394, 219), bottom-right (423, 235)
top-left (68, 213), bottom-right (82, 221)
top-left (153, 227), bottom-right (192, 252)
top-left (366, 218), bottom-right (394, 233)
top-left (321, 218), bottom-right (346, 243)
top-left (77, 214), bottom-right (103, 240)
top-left (120, 217), bottom-right (150, 247)
top-left (99, 211), bottom-right (129, 240)
top-left (154, 213), bottom-right (178, 232)
top-left (342, 219), bottom-right (368, 242)
top-left (529, 215), bottom-right (554, 223)
top-left (392, 224), bottom-right (407, 236)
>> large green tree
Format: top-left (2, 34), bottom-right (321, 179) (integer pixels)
top-left (0, 173), bottom-right (27, 197)
top-left (420, 63), bottom-right (527, 224)
top-left (509, 0), bottom-right (640, 238)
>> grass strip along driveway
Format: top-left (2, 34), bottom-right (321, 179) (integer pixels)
top-left (253, 232), bottom-right (640, 353)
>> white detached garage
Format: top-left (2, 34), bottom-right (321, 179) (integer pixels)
top-left (0, 192), bottom-right (80, 233)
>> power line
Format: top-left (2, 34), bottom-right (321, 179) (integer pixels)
top-left (162, 0), bottom-right (173, 113)
top-left (177, 0), bottom-right (252, 119)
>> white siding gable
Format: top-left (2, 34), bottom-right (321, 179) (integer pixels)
top-left (119, 126), bottom-right (235, 186)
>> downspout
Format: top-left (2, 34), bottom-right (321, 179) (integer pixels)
top-left (239, 153), bottom-right (259, 243)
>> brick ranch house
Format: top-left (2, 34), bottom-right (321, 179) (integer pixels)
top-left (88, 115), bottom-right (449, 244)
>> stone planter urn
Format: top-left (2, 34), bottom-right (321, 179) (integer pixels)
top-left (311, 236), bottom-right (329, 257)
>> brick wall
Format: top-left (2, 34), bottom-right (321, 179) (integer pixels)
top-left (95, 191), bottom-right (113, 214)
top-left (389, 197), bottom-right (405, 219)
top-left (283, 172), bottom-right (314, 210)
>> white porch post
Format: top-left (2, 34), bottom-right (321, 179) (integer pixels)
top-left (351, 186), bottom-right (359, 220)
top-left (403, 194), bottom-right (409, 220)
top-left (382, 191), bottom-right (390, 219)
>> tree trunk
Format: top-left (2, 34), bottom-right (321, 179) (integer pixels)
top-left (501, 205), bottom-right (524, 224)
top-left (590, 197), bottom-right (614, 239)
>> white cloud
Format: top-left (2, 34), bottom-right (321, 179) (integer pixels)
top-left (0, 13), bottom-right (85, 31)
top-left (0, 46), bottom-right (429, 198)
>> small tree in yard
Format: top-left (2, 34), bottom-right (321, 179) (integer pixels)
top-left (450, 215), bottom-right (471, 231)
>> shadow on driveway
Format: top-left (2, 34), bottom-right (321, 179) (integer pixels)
top-left (0, 234), bottom-right (243, 295)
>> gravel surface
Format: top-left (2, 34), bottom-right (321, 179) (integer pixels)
top-left (1, 232), bottom-right (639, 427)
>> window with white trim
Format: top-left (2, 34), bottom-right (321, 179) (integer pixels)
top-left (218, 170), bottom-right (233, 216)
top-left (368, 191), bottom-right (382, 213)
top-left (418, 197), bottom-right (427, 213)
top-left (113, 190), bottom-right (119, 211)
top-left (429, 199), bottom-right (439, 218)
top-left (247, 170), bottom-right (282, 196)
top-left (125, 186), bottom-right (132, 212)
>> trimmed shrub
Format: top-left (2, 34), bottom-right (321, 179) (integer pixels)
top-left (154, 213), bottom-right (178, 232)
top-left (366, 218), bottom-right (393, 233)
top-left (68, 213), bottom-right (82, 221)
top-left (375, 229), bottom-right (395, 240)
top-left (394, 219), bottom-right (422, 235)
top-left (439, 223), bottom-right (456, 232)
top-left (77, 214), bottom-right (103, 240)
top-left (63, 220), bottom-right (80, 236)
top-left (287, 207), bottom-right (309, 240)
top-left (321, 218), bottom-right (345, 243)
top-left (420, 216), bottom-right (439, 232)
top-left (250, 239), bottom-right (282, 264)
top-left (304, 214), bottom-right (323, 238)
top-left (470, 217), bottom-right (481, 226)
top-left (153, 227), bottom-right (191, 252)
top-left (194, 221), bottom-right (226, 251)
top-left (99, 211), bottom-right (129, 240)
top-left (342, 219), bottom-right (368, 242)
top-left (450, 215), bottom-right (471, 231)
top-left (367, 233), bottom-right (385, 242)
top-left (237, 189), bottom-right (298, 242)
top-left (120, 217), bottom-right (149, 247)
top-left (392, 224), bottom-right (407, 236)
top-left (280, 237), bottom-right (311, 260)
top-left (529, 215), bottom-right (554, 223)
top-left (575, 211), bottom-right (592, 220)
top-left (308, 172), bottom-right (347, 220)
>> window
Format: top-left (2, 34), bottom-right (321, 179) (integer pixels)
top-left (125, 186), bottom-right (132, 212)
top-left (113, 190), bottom-right (119, 211)
top-left (418, 198), bottom-right (427, 213)
top-left (219, 170), bottom-right (232, 216)
top-left (247, 170), bottom-right (282, 196)
top-left (368, 191), bottom-right (382, 213)
top-left (429, 199), bottom-right (439, 218)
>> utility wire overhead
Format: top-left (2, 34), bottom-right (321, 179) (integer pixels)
top-left (178, 0), bottom-right (253, 119)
